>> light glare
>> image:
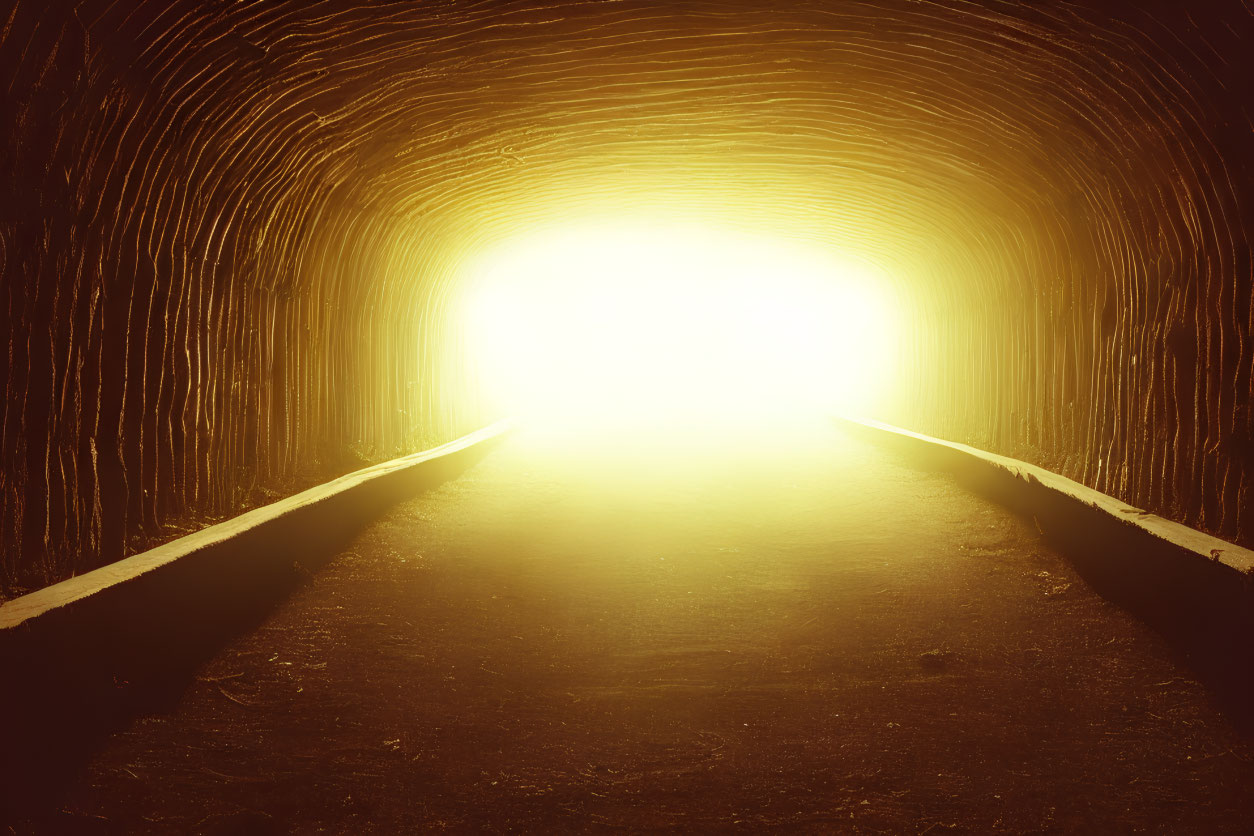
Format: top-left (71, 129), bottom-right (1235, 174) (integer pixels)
top-left (460, 220), bottom-right (897, 435)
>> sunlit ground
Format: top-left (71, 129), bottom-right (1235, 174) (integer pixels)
top-left (459, 219), bottom-right (899, 451)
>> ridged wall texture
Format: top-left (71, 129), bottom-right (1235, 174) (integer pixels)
top-left (1, 0), bottom-right (1251, 590)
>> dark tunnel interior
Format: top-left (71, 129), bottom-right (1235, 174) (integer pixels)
top-left (4, 3), bottom-right (1254, 830)
top-left (1, 0), bottom-right (1251, 595)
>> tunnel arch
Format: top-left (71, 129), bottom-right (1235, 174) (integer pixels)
top-left (1, 0), bottom-right (1250, 589)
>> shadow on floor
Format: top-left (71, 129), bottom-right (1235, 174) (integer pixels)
top-left (853, 424), bottom-right (1254, 735)
top-left (0, 440), bottom-right (501, 827)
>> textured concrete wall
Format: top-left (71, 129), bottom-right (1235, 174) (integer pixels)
top-left (1, 0), bottom-right (1250, 588)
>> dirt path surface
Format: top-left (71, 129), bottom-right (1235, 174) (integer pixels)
top-left (50, 424), bottom-right (1254, 833)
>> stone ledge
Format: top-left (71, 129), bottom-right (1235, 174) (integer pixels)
top-left (1, 420), bottom-right (513, 632)
top-left (0, 420), bottom-right (512, 812)
top-left (839, 415), bottom-right (1254, 729)
top-left (839, 416), bottom-right (1254, 577)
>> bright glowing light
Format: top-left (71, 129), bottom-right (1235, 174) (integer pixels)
top-left (459, 219), bottom-right (897, 435)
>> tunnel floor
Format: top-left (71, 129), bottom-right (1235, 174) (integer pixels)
top-left (52, 424), bottom-right (1254, 833)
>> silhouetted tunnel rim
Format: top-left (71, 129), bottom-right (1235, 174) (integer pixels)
top-left (3, 3), bottom-right (1250, 597)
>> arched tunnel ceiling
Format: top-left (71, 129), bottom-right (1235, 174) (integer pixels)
top-left (1, 0), bottom-right (1251, 588)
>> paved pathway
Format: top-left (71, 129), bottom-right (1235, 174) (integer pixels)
top-left (56, 423), bottom-right (1254, 833)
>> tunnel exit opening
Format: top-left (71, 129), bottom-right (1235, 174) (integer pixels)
top-left (457, 219), bottom-right (900, 443)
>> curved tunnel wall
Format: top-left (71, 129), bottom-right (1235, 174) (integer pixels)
top-left (1, 0), bottom-right (1250, 589)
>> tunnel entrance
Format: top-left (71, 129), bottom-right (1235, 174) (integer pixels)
top-left (458, 219), bottom-right (899, 440)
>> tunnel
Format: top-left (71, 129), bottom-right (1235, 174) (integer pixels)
top-left (2, 0), bottom-right (1253, 831)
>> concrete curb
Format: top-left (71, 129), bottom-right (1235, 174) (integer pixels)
top-left (839, 415), bottom-right (1254, 726)
top-left (838, 416), bottom-right (1254, 577)
top-left (0, 420), bottom-right (512, 812)
top-left (0, 419), bottom-right (512, 633)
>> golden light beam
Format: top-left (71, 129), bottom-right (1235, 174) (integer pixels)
top-left (458, 217), bottom-right (899, 440)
